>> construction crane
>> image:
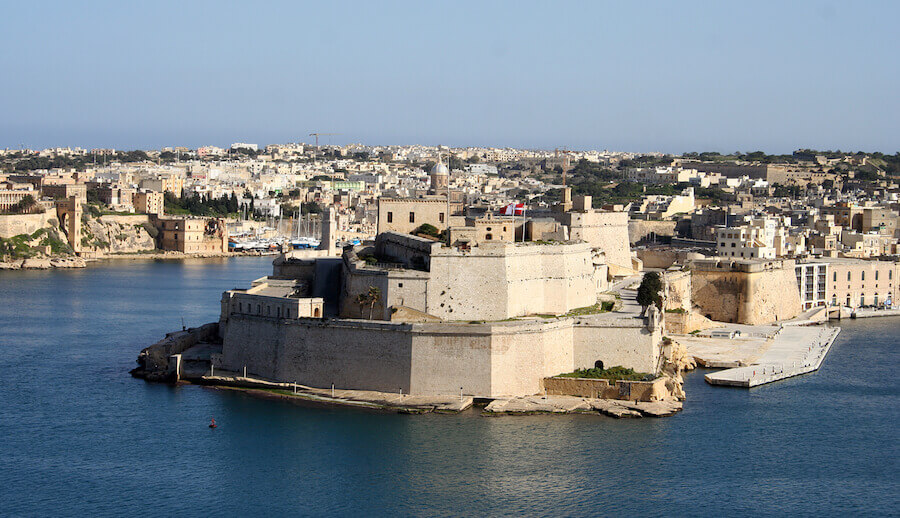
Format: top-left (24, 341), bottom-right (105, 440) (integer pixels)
top-left (308, 132), bottom-right (340, 150)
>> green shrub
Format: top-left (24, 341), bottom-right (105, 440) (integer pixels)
top-left (556, 365), bottom-right (653, 382)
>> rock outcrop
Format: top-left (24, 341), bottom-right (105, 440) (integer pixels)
top-left (80, 217), bottom-right (155, 254)
top-left (484, 395), bottom-right (683, 418)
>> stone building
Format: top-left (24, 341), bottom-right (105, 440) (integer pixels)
top-left (133, 191), bottom-right (164, 216)
top-left (152, 215), bottom-right (227, 253)
top-left (814, 258), bottom-right (899, 309)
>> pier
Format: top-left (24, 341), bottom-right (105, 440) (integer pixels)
top-left (703, 326), bottom-right (841, 388)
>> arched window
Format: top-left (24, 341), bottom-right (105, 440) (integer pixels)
top-left (485, 233), bottom-right (493, 240)
top-left (314, 307), bottom-right (321, 318)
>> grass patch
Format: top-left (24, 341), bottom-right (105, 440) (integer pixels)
top-left (563, 302), bottom-right (612, 317)
top-left (665, 308), bottom-right (686, 314)
top-left (556, 365), bottom-right (654, 382)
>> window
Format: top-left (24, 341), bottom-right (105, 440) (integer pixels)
top-left (731, 243), bottom-right (736, 247)
top-left (314, 307), bottom-right (321, 318)
top-left (398, 283), bottom-right (403, 288)
top-left (409, 212), bottom-right (415, 223)
top-left (439, 212), bottom-right (444, 223)
top-left (486, 227), bottom-right (492, 232)
top-left (833, 272), bottom-right (837, 282)
top-left (876, 271), bottom-right (879, 281)
top-left (890, 270), bottom-right (893, 280)
top-left (862, 272), bottom-right (865, 282)
top-left (387, 212), bottom-right (393, 223)
top-left (485, 233), bottom-right (493, 240)
top-left (848, 272), bottom-right (852, 281)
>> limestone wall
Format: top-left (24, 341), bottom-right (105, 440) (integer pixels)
top-left (664, 270), bottom-right (692, 312)
top-left (220, 314), bottom-right (661, 397)
top-left (573, 317), bottom-right (661, 374)
top-left (0, 212), bottom-right (53, 238)
top-left (541, 376), bottom-right (669, 402)
top-left (427, 242), bottom-right (596, 321)
top-left (340, 240), bottom-right (596, 322)
top-left (628, 220), bottom-right (677, 245)
top-left (564, 211), bottom-right (632, 269)
top-left (690, 259), bottom-right (802, 324)
top-left (98, 214), bottom-right (151, 226)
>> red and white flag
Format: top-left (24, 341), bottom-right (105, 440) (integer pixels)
top-left (501, 202), bottom-right (525, 216)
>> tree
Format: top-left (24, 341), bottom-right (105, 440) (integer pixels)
top-left (366, 286), bottom-right (381, 320)
top-left (412, 223), bottom-right (440, 237)
top-left (636, 272), bottom-right (663, 317)
top-left (356, 286), bottom-right (382, 319)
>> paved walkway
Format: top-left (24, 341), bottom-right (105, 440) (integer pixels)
top-left (704, 326), bottom-right (841, 387)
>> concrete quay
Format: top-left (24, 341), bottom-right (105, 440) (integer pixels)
top-left (198, 374), bottom-right (473, 413)
top-left (704, 326), bottom-right (841, 388)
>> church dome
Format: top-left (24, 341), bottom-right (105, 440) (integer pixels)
top-left (430, 161), bottom-right (449, 176)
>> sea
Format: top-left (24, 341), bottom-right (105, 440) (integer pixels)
top-left (0, 256), bottom-right (897, 517)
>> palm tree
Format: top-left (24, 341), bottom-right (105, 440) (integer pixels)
top-left (366, 286), bottom-right (381, 320)
top-left (355, 292), bottom-right (368, 318)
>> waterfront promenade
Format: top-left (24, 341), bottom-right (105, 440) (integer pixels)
top-left (703, 326), bottom-right (841, 388)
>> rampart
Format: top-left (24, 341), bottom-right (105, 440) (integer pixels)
top-left (689, 258), bottom-right (801, 324)
top-left (220, 312), bottom-right (660, 398)
top-left (340, 234), bottom-right (597, 322)
top-left (561, 210), bottom-right (632, 269)
top-left (0, 212), bottom-right (53, 238)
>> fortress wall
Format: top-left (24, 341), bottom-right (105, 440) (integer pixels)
top-left (690, 261), bottom-right (802, 325)
top-left (573, 319), bottom-right (661, 374)
top-left (664, 270), bottom-right (692, 312)
top-left (220, 314), bottom-right (663, 397)
top-left (220, 316), bottom-right (282, 379)
top-left (427, 252), bottom-right (510, 321)
top-left (222, 316), bottom-right (414, 393)
top-left (567, 211), bottom-right (632, 269)
top-left (340, 266), bottom-right (391, 319)
top-left (628, 220), bottom-right (677, 245)
top-left (690, 270), bottom-right (745, 323)
top-left (385, 271), bottom-right (429, 315)
top-left (741, 265), bottom-right (801, 324)
top-left (98, 214), bottom-right (150, 225)
top-left (489, 321), bottom-right (574, 396)
top-left (409, 325), bottom-right (494, 396)
top-left (0, 212), bottom-right (53, 238)
top-left (277, 320), bottom-right (413, 393)
top-left (428, 243), bottom-right (594, 321)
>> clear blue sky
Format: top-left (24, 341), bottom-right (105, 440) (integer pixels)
top-left (1, 1), bottom-right (897, 154)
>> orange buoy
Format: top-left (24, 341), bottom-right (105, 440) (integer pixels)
top-left (209, 418), bottom-right (217, 429)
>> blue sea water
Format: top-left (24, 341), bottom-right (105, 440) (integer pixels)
top-left (0, 257), bottom-right (898, 517)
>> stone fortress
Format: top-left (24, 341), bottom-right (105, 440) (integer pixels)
top-left (214, 163), bottom-right (664, 398)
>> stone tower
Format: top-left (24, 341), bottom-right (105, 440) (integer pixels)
top-left (319, 207), bottom-right (337, 255)
top-left (55, 196), bottom-right (82, 254)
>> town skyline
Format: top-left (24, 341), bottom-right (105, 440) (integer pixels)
top-left (2, 1), bottom-right (898, 154)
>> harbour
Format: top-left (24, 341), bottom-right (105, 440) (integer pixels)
top-left (1, 258), bottom-right (897, 515)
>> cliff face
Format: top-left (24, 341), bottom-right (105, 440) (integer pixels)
top-left (79, 216), bottom-right (156, 254)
